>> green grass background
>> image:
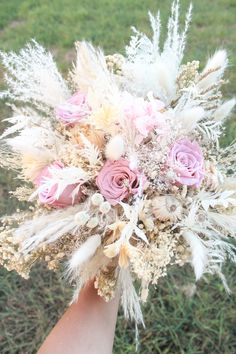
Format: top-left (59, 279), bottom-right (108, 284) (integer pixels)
top-left (0, 0), bottom-right (236, 353)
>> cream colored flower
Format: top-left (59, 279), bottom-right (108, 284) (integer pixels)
top-left (104, 240), bottom-right (137, 269)
top-left (118, 242), bottom-right (131, 268)
top-left (104, 241), bottom-right (120, 259)
top-left (91, 104), bottom-right (120, 132)
top-left (152, 195), bottom-right (182, 221)
top-left (107, 220), bottom-right (126, 241)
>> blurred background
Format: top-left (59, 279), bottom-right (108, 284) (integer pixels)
top-left (0, 0), bottom-right (235, 353)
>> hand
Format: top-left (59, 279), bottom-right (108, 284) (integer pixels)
top-left (37, 280), bottom-right (120, 354)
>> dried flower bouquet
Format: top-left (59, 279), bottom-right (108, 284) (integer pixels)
top-left (0, 1), bottom-right (236, 326)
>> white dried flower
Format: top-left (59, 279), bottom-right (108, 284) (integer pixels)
top-left (105, 135), bottom-right (125, 160)
top-left (74, 211), bottom-right (90, 226)
top-left (99, 201), bottom-right (111, 214)
top-left (152, 196), bottom-right (183, 221)
top-left (87, 217), bottom-right (99, 229)
top-left (91, 193), bottom-right (104, 206)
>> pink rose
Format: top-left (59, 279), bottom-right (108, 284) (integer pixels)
top-left (56, 91), bottom-right (90, 126)
top-left (96, 159), bottom-right (145, 205)
top-left (168, 138), bottom-right (204, 187)
top-left (35, 161), bottom-right (83, 208)
top-left (123, 94), bottom-right (165, 143)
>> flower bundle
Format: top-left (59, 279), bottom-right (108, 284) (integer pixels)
top-left (0, 1), bottom-right (236, 326)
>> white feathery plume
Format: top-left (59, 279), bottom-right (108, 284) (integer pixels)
top-left (5, 126), bottom-right (61, 155)
top-left (215, 269), bottom-right (231, 294)
top-left (200, 190), bottom-right (236, 211)
top-left (182, 230), bottom-right (208, 280)
top-left (213, 98), bottom-right (235, 122)
top-left (203, 236), bottom-right (236, 294)
top-left (177, 106), bottom-right (205, 132)
top-left (148, 11), bottom-right (161, 56)
top-left (0, 107), bottom-right (53, 166)
top-left (71, 41), bottom-right (107, 91)
top-left (0, 105), bottom-right (51, 140)
top-left (70, 41), bottom-right (120, 108)
top-left (50, 164), bottom-right (88, 183)
top-left (206, 238), bottom-right (236, 264)
top-left (22, 148), bottom-right (56, 181)
top-left (123, 0), bottom-right (192, 103)
top-left (70, 247), bottom-right (111, 303)
top-left (0, 41), bottom-right (70, 113)
top-left (13, 205), bottom-right (85, 254)
top-left (180, 195), bottom-right (236, 284)
top-left (118, 267), bottom-right (144, 326)
top-left (197, 120), bottom-right (222, 145)
top-left (152, 61), bottom-right (176, 101)
top-left (202, 49), bottom-right (228, 75)
top-left (1, 124), bottom-right (60, 177)
top-left (203, 252), bottom-right (232, 293)
top-left (197, 50), bottom-right (228, 91)
top-left (0, 115), bottom-right (32, 139)
top-left (68, 235), bottom-right (101, 275)
top-left (208, 212), bottom-right (236, 236)
top-left (105, 135), bottom-right (125, 160)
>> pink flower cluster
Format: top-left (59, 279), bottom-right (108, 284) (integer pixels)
top-left (56, 91), bottom-right (90, 126)
top-left (35, 158), bottom-right (146, 207)
top-left (168, 138), bottom-right (204, 188)
top-left (35, 161), bottom-right (82, 208)
top-left (123, 94), bottom-right (166, 143)
top-left (53, 90), bottom-right (205, 208)
top-left (96, 158), bottom-right (145, 205)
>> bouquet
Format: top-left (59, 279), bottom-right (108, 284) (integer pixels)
top-left (0, 1), bottom-right (236, 327)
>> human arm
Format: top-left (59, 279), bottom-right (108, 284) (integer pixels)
top-left (37, 281), bottom-right (119, 354)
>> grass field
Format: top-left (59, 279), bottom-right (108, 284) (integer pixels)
top-left (0, 0), bottom-right (236, 353)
